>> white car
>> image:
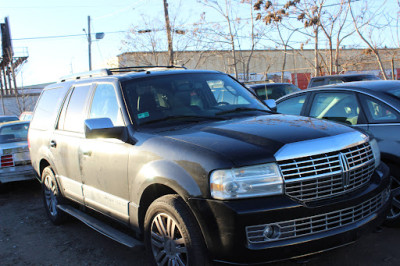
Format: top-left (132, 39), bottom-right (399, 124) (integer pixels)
top-left (0, 121), bottom-right (36, 185)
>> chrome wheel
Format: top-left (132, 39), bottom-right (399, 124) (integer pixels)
top-left (388, 175), bottom-right (400, 220)
top-left (150, 213), bottom-right (188, 266)
top-left (44, 174), bottom-right (58, 217)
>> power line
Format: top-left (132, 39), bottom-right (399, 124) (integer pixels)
top-left (12, 31), bottom-right (127, 41)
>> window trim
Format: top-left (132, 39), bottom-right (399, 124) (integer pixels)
top-left (306, 90), bottom-right (368, 125)
top-left (358, 93), bottom-right (400, 124)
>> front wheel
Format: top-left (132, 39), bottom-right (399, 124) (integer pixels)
top-left (385, 163), bottom-right (400, 227)
top-left (42, 166), bottom-right (67, 225)
top-left (144, 195), bottom-right (208, 266)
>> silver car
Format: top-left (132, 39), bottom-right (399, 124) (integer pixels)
top-left (0, 121), bottom-right (36, 184)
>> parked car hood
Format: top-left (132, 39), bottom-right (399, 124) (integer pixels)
top-left (163, 114), bottom-right (367, 166)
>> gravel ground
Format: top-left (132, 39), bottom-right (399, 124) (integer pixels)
top-left (1, 180), bottom-right (400, 266)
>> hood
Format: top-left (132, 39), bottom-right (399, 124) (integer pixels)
top-left (164, 114), bottom-right (367, 166)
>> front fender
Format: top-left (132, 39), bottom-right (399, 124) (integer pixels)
top-left (132, 159), bottom-right (203, 203)
top-left (128, 159), bottom-right (205, 231)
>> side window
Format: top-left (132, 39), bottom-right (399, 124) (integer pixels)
top-left (30, 86), bottom-right (69, 130)
top-left (276, 94), bottom-right (307, 115)
top-left (89, 83), bottom-right (124, 126)
top-left (310, 92), bottom-right (360, 125)
top-left (360, 94), bottom-right (399, 123)
top-left (61, 85), bottom-right (92, 133)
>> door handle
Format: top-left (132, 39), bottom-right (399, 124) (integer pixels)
top-left (50, 140), bottom-right (57, 148)
top-left (82, 150), bottom-right (92, 157)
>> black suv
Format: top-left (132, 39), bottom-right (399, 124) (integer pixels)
top-left (29, 67), bottom-right (390, 265)
top-left (307, 74), bottom-right (380, 88)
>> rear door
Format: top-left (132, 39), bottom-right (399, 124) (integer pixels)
top-left (52, 83), bottom-right (93, 203)
top-left (358, 93), bottom-right (400, 159)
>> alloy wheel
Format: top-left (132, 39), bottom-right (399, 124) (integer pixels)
top-left (44, 175), bottom-right (58, 217)
top-left (388, 175), bottom-right (400, 220)
top-left (150, 213), bottom-right (188, 266)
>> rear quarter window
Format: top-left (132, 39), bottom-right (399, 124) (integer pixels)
top-left (30, 86), bottom-right (69, 130)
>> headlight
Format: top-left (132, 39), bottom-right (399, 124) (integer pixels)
top-left (210, 163), bottom-right (283, 200)
top-left (370, 139), bottom-right (381, 168)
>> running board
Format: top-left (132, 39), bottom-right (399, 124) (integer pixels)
top-left (57, 204), bottom-right (143, 248)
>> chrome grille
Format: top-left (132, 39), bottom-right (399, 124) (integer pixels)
top-left (246, 189), bottom-right (389, 245)
top-left (279, 142), bottom-right (375, 202)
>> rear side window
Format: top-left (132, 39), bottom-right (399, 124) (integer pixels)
top-left (59, 85), bottom-right (92, 133)
top-left (30, 86), bottom-right (69, 130)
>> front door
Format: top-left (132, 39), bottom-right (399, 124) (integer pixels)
top-left (79, 83), bottom-right (131, 222)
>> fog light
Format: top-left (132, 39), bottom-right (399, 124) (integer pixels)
top-left (263, 224), bottom-right (280, 240)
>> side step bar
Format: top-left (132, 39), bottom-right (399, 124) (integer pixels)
top-left (57, 204), bottom-right (143, 248)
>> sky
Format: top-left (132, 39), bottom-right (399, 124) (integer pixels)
top-left (2, 0), bottom-right (202, 86)
top-left (1, 0), bottom-right (398, 87)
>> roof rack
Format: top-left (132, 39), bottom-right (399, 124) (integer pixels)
top-left (59, 65), bottom-right (186, 82)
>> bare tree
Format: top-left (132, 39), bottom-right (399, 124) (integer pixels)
top-left (348, 0), bottom-right (389, 79)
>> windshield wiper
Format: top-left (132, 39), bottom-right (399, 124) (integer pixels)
top-left (140, 115), bottom-right (225, 125)
top-left (216, 107), bottom-right (272, 115)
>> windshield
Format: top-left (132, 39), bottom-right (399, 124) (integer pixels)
top-left (251, 84), bottom-right (300, 100)
top-left (345, 75), bottom-right (380, 82)
top-left (122, 73), bottom-right (270, 126)
top-left (0, 123), bottom-right (29, 144)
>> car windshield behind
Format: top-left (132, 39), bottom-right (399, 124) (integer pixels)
top-left (345, 75), bottom-right (380, 82)
top-left (0, 123), bottom-right (29, 144)
top-left (122, 73), bottom-right (269, 126)
top-left (252, 84), bottom-right (300, 100)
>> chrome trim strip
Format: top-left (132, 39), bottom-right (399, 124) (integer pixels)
top-left (274, 131), bottom-right (369, 161)
top-left (284, 170), bottom-right (342, 183)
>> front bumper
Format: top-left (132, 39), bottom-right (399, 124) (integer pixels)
top-left (0, 164), bottom-right (37, 184)
top-left (188, 163), bottom-right (391, 264)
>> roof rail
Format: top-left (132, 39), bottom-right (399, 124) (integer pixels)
top-left (59, 69), bottom-right (111, 82)
top-left (108, 65), bottom-right (186, 74)
top-left (59, 65), bottom-right (186, 82)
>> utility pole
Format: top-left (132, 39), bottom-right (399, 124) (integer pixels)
top-left (88, 16), bottom-right (92, 71)
top-left (163, 0), bottom-right (174, 66)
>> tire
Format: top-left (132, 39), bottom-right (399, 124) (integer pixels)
top-left (385, 163), bottom-right (400, 227)
top-left (144, 194), bottom-right (209, 266)
top-left (42, 166), bottom-right (67, 225)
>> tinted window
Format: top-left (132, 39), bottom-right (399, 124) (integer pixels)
top-left (277, 94), bottom-right (307, 115)
top-left (90, 83), bottom-right (124, 126)
top-left (360, 95), bottom-right (399, 123)
top-left (61, 85), bottom-right (92, 132)
top-left (309, 78), bottom-right (325, 87)
top-left (310, 92), bottom-right (360, 125)
top-left (252, 84), bottom-right (300, 100)
top-left (30, 86), bottom-right (69, 130)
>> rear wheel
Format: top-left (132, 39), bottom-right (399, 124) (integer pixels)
top-left (42, 166), bottom-right (67, 225)
top-left (144, 195), bottom-right (208, 266)
top-left (385, 163), bottom-right (400, 226)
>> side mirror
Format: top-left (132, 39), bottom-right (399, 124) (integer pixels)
top-left (84, 118), bottom-right (125, 140)
top-left (264, 99), bottom-right (277, 112)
